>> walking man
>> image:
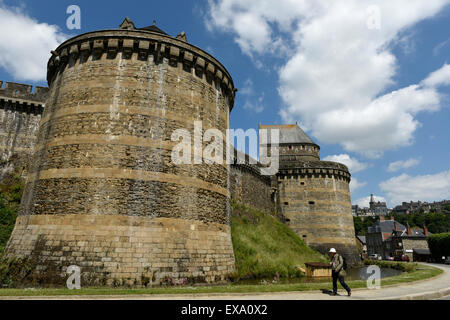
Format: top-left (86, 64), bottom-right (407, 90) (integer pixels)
top-left (329, 248), bottom-right (351, 296)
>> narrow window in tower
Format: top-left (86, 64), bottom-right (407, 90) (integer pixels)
top-left (284, 202), bottom-right (289, 206)
top-left (301, 182), bottom-right (305, 186)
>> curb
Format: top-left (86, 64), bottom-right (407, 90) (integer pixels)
top-left (387, 287), bottom-right (450, 300)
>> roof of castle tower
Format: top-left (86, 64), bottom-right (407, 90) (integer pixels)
top-left (259, 124), bottom-right (318, 146)
top-left (139, 24), bottom-right (168, 35)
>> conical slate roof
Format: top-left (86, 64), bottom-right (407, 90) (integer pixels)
top-left (259, 124), bottom-right (318, 145)
top-left (139, 24), bottom-right (167, 35)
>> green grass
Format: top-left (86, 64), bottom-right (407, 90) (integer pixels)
top-left (230, 201), bottom-right (328, 279)
top-left (0, 264), bottom-right (442, 297)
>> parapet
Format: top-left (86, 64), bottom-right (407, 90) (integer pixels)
top-left (0, 81), bottom-right (48, 102)
top-left (278, 160), bottom-right (351, 182)
top-left (0, 81), bottom-right (48, 114)
top-left (46, 20), bottom-right (237, 110)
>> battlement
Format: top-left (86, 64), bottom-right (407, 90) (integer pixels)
top-left (0, 81), bottom-right (48, 102)
top-left (278, 160), bottom-right (351, 182)
top-left (47, 26), bottom-right (237, 110)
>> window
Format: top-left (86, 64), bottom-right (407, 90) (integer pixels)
top-left (309, 201), bottom-right (315, 205)
top-left (284, 202), bottom-right (289, 206)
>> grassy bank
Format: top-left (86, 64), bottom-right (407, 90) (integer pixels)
top-left (230, 201), bottom-right (328, 279)
top-left (0, 264), bottom-right (442, 297)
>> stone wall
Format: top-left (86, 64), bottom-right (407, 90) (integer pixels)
top-left (0, 82), bottom-right (47, 178)
top-left (403, 238), bottom-right (429, 261)
top-left (230, 163), bottom-right (275, 214)
top-left (277, 163), bottom-right (360, 265)
top-left (6, 27), bottom-right (236, 286)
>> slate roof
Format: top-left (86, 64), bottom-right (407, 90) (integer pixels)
top-left (139, 24), bottom-right (168, 35)
top-left (259, 124), bottom-right (318, 146)
top-left (368, 220), bottom-right (407, 234)
top-left (357, 235), bottom-right (366, 244)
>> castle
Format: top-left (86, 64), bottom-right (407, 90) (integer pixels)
top-left (2, 18), bottom-right (358, 286)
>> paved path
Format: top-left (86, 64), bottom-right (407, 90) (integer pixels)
top-left (2, 263), bottom-right (450, 300)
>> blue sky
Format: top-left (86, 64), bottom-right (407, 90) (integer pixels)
top-left (0, 0), bottom-right (449, 208)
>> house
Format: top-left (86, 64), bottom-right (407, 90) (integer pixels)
top-left (366, 216), bottom-right (407, 259)
top-left (356, 235), bottom-right (367, 260)
top-left (384, 223), bottom-right (431, 261)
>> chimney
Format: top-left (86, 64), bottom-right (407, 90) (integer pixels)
top-left (390, 216), bottom-right (395, 221)
top-left (424, 225), bottom-right (429, 236)
top-left (407, 222), bottom-right (412, 236)
top-left (380, 216), bottom-right (385, 222)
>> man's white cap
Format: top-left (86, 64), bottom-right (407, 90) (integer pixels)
top-left (329, 248), bottom-right (337, 253)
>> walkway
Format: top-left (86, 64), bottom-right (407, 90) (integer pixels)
top-left (2, 263), bottom-right (449, 300)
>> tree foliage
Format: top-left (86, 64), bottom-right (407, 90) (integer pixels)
top-left (427, 233), bottom-right (450, 261)
top-left (0, 173), bottom-right (24, 253)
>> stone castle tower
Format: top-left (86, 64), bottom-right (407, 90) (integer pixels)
top-left (260, 124), bottom-right (359, 264)
top-left (6, 18), bottom-right (237, 286)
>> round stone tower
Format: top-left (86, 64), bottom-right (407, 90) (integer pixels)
top-left (6, 18), bottom-right (236, 286)
top-left (260, 124), bottom-right (359, 265)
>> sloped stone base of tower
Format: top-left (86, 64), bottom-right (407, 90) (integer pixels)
top-left (6, 215), bottom-right (235, 287)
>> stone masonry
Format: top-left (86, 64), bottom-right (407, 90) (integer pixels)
top-left (0, 82), bottom-right (47, 178)
top-left (6, 19), bottom-right (236, 286)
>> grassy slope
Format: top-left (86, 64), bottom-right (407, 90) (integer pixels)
top-left (230, 201), bottom-right (328, 279)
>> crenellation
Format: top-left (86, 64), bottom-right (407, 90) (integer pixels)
top-left (46, 30), bottom-right (236, 109)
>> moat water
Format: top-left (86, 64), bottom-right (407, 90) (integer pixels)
top-left (235, 267), bottom-right (403, 285)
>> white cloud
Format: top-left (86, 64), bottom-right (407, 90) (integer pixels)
top-left (350, 178), bottom-right (367, 193)
top-left (380, 171), bottom-right (450, 205)
top-left (240, 78), bottom-right (265, 113)
top-left (387, 158), bottom-right (420, 172)
top-left (433, 38), bottom-right (450, 56)
top-left (243, 98), bottom-right (264, 113)
top-left (353, 195), bottom-right (386, 208)
top-left (0, 4), bottom-right (67, 81)
top-left (206, 0), bottom-right (450, 157)
top-left (323, 154), bottom-right (368, 173)
top-left (422, 63), bottom-right (450, 87)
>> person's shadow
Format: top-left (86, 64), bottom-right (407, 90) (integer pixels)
top-left (320, 289), bottom-right (338, 296)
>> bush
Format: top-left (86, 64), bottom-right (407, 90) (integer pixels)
top-left (362, 260), bottom-right (417, 272)
top-left (0, 254), bottom-right (35, 287)
top-left (0, 171), bottom-right (24, 251)
top-left (427, 232), bottom-right (450, 261)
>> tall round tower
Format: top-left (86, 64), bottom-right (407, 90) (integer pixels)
top-left (260, 124), bottom-right (359, 265)
top-left (6, 18), bottom-right (236, 286)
